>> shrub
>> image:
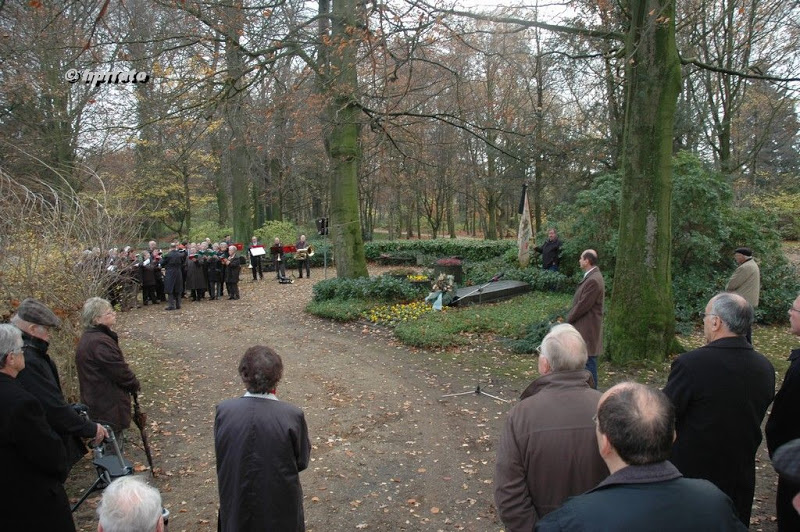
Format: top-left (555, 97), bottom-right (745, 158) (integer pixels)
top-left (254, 220), bottom-right (298, 246)
top-left (305, 299), bottom-right (369, 321)
top-left (364, 239), bottom-right (514, 263)
top-left (312, 275), bottom-right (422, 302)
top-left (546, 151), bottom-right (799, 326)
top-left (189, 220), bottom-right (232, 243)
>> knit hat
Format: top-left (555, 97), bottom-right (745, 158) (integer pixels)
top-left (15, 298), bottom-right (61, 328)
top-left (773, 439), bottom-right (800, 484)
top-left (734, 247), bottom-right (753, 257)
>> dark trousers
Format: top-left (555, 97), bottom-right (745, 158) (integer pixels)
top-left (777, 476), bottom-right (800, 531)
top-left (585, 356), bottom-right (598, 389)
top-left (298, 259), bottom-right (310, 278)
top-left (209, 281), bottom-right (220, 299)
top-left (275, 260), bottom-right (286, 279)
top-left (142, 285), bottom-right (158, 305)
top-left (226, 282), bottom-right (239, 299)
top-left (167, 292), bottom-right (181, 309)
top-left (251, 257), bottom-right (263, 280)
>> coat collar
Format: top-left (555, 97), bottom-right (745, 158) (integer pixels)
top-left (86, 324), bottom-right (119, 343)
top-left (590, 461), bottom-right (682, 492)
top-left (21, 330), bottom-right (49, 354)
top-left (519, 369), bottom-right (595, 400)
top-left (704, 335), bottom-right (753, 351)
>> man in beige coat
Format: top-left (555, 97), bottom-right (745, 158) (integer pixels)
top-left (725, 246), bottom-right (760, 344)
top-left (494, 324), bottom-right (608, 531)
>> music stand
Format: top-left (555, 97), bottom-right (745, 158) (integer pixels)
top-left (71, 427), bottom-right (133, 512)
top-left (441, 384), bottom-right (510, 403)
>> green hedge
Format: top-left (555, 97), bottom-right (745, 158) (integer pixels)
top-left (364, 239), bottom-right (515, 264)
top-left (312, 275), bottom-right (424, 302)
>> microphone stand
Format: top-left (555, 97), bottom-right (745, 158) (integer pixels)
top-left (441, 384), bottom-right (510, 403)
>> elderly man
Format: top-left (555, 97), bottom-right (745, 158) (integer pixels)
top-left (765, 293), bottom-right (800, 531)
top-left (97, 476), bottom-right (165, 532)
top-left (663, 292), bottom-right (774, 526)
top-left (536, 382), bottom-right (745, 531)
top-left (215, 345), bottom-right (311, 531)
top-left (725, 246), bottom-right (760, 344)
top-left (0, 324), bottom-right (75, 532)
top-left (566, 249), bottom-right (604, 388)
top-left (494, 324), bottom-right (607, 531)
top-left (12, 298), bottom-right (106, 473)
top-left (161, 242), bottom-right (185, 310)
top-left (533, 228), bottom-right (562, 271)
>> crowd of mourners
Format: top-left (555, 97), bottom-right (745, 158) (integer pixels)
top-left (77, 237), bottom-right (255, 312)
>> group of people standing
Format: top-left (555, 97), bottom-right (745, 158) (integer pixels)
top-left (496, 230), bottom-right (799, 530)
top-left (2, 296), bottom-right (144, 531)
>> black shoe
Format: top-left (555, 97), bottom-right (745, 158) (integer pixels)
top-left (228, 296), bottom-right (235, 300)
top-left (165, 307), bottom-right (175, 311)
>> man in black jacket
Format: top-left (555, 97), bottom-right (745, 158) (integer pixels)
top-left (533, 228), bottom-right (562, 271)
top-left (765, 292), bottom-right (800, 531)
top-left (12, 298), bottom-right (106, 473)
top-left (663, 292), bottom-right (775, 526)
top-left (0, 323), bottom-right (76, 531)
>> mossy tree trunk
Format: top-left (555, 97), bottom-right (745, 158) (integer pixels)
top-left (606, 0), bottom-right (681, 363)
top-left (321, 0), bottom-right (368, 278)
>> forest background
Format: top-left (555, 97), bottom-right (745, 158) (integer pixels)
top-left (1, 0), bottom-right (799, 364)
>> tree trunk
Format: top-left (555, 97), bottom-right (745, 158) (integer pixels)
top-left (223, 1), bottom-right (252, 244)
top-left (322, 0), bottom-right (368, 278)
top-left (606, 0), bottom-right (681, 363)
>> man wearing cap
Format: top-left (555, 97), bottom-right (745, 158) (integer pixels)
top-left (11, 298), bottom-right (106, 472)
top-left (765, 293), bottom-right (800, 530)
top-left (726, 246), bottom-right (760, 344)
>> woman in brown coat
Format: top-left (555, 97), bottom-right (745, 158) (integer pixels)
top-left (75, 297), bottom-right (140, 447)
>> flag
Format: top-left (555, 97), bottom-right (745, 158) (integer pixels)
top-left (517, 185), bottom-right (532, 267)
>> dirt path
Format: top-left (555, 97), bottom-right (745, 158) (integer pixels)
top-left (68, 267), bottom-right (511, 531)
top-left (66, 264), bottom-right (783, 531)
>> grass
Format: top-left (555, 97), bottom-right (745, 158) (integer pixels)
top-left (394, 291), bottom-right (572, 348)
top-left (306, 298), bottom-right (372, 321)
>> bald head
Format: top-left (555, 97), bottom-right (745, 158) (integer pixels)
top-left (597, 382), bottom-right (675, 466)
top-left (704, 292), bottom-right (753, 341)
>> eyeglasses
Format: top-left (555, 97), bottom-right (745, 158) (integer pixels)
top-left (790, 307), bottom-right (800, 314)
top-left (592, 414), bottom-right (599, 425)
top-left (700, 312), bottom-right (718, 320)
top-left (0, 347), bottom-right (23, 364)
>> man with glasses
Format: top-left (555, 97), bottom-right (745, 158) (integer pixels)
top-left (11, 298), bottom-right (106, 473)
top-left (663, 292), bottom-right (774, 526)
top-left (0, 323), bottom-right (75, 531)
top-left (765, 293), bottom-right (800, 531)
top-left (536, 382), bottom-right (744, 531)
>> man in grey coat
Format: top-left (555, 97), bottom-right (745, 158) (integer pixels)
top-left (494, 324), bottom-right (608, 531)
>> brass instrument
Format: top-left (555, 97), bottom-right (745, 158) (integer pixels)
top-left (296, 245), bottom-right (314, 260)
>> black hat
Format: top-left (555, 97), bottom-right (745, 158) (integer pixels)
top-left (15, 298), bottom-right (61, 328)
top-left (734, 247), bottom-right (753, 257)
top-left (774, 439), bottom-right (800, 483)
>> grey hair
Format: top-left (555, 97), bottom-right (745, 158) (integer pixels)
top-left (540, 323), bottom-right (588, 371)
top-left (0, 324), bottom-right (23, 369)
top-left (81, 297), bottom-right (113, 329)
top-left (97, 476), bottom-right (162, 532)
top-left (710, 292), bottom-right (753, 336)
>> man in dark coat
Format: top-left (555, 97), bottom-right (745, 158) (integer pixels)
top-left (566, 249), bottom-right (604, 388)
top-left (765, 292), bottom-right (800, 531)
top-left (161, 242), bottom-right (185, 310)
top-left (0, 324), bottom-right (76, 532)
top-left (663, 292), bottom-right (775, 526)
top-left (537, 382), bottom-right (745, 531)
top-left (533, 228), bottom-right (562, 271)
top-left (215, 345), bottom-right (311, 532)
top-left (12, 298), bottom-right (106, 472)
top-left (494, 324), bottom-right (607, 531)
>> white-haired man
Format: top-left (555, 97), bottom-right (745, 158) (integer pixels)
top-left (97, 476), bottom-right (165, 532)
top-left (494, 324), bottom-right (608, 531)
